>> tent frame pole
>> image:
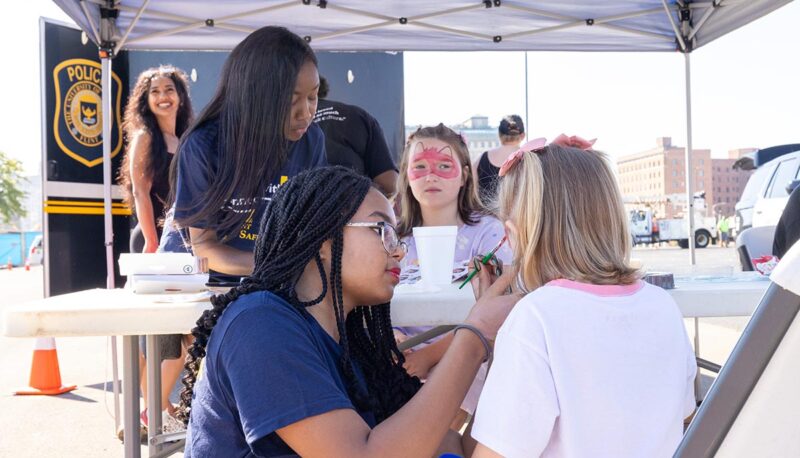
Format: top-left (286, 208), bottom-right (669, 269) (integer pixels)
top-left (79, 0), bottom-right (101, 43)
top-left (98, 0), bottom-right (125, 441)
top-left (524, 51), bottom-right (529, 136)
top-left (113, 0), bottom-right (150, 55)
top-left (684, 52), bottom-right (697, 265)
top-left (101, 50), bottom-right (127, 441)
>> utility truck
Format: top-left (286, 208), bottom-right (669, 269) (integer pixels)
top-left (629, 194), bottom-right (718, 248)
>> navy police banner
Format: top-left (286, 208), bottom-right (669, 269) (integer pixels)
top-left (41, 20), bottom-right (130, 296)
top-left (43, 20), bottom-right (128, 183)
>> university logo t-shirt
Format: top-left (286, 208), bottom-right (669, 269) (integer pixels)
top-left (160, 119), bottom-right (327, 254)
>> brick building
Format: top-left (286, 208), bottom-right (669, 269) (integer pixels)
top-left (617, 138), bottom-right (755, 218)
top-left (617, 137), bottom-right (712, 219)
top-left (711, 148), bottom-right (756, 217)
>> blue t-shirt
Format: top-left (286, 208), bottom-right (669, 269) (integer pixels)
top-left (185, 291), bottom-right (376, 457)
top-left (160, 119), bottom-right (327, 254)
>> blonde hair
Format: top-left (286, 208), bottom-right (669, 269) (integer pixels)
top-left (397, 124), bottom-right (483, 238)
top-left (495, 144), bottom-right (638, 291)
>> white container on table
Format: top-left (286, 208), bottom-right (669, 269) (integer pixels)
top-left (413, 225), bottom-right (458, 287)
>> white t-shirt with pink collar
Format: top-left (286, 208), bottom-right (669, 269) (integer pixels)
top-left (473, 279), bottom-right (697, 458)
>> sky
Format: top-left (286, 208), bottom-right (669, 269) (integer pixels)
top-left (2, 0), bottom-right (799, 175)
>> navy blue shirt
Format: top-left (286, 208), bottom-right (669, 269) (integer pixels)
top-left (160, 119), bottom-right (327, 254)
top-left (185, 291), bottom-right (376, 457)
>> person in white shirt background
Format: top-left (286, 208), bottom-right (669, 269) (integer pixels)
top-left (471, 134), bottom-right (697, 458)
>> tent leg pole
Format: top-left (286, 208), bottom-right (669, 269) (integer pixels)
top-left (101, 56), bottom-right (115, 289)
top-left (684, 52), bottom-right (696, 266)
top-left (112, 337), bottom-right (121, 432)
top-left (101, 54), bottom-right (122, 433)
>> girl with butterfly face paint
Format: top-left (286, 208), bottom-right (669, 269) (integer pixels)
top-left (407, 140), bottom-right (465, 217)
top-left (395, 124), bottom-right (512, 451)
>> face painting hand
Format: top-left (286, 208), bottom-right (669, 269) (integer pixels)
top-left (407, 144), bottom-right (461, 181)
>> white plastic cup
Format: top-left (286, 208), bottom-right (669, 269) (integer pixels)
top-left (413, 226), bottom-right (458, 286)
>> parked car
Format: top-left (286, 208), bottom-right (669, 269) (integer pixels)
top-left (735, 148), bottom-right (800, 232)
top-left (28, 235), bottom-right (43, 265)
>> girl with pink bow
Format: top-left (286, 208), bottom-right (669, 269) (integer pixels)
top-left (471, 136), bottom-right (697, 458)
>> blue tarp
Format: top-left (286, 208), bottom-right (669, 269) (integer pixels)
top-left (0, 232), bottom-right (41, 267)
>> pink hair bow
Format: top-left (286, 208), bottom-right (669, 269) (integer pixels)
top-left (551, 133), bottom-right (596, 150)
top-left (498, 137), bottom-right (547, 177)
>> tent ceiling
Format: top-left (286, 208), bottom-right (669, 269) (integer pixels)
top-left (54, 0), bottom-right (791, 53)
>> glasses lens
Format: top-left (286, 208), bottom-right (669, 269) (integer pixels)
top-left (383, 224), bottom-right (400, 253)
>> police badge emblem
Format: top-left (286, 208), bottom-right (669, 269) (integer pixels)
top-left (53, 58), bottom-right (123, 167)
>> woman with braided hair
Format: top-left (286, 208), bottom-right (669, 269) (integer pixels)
top-left (179, 166), bottom-right (519, 457)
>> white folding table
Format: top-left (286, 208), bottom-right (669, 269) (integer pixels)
top-left (2, 273), bottom-right (770, 457)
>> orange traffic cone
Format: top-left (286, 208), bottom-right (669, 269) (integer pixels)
top-left (15, 337), bottom-right (77, 395)
top-left (24, 257), bottom-right (30, 271)
top-left (6, 257), bottom-right (12, 270)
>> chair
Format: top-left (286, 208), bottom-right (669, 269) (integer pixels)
top-left (675, 242), bottom-right (800, 457)
top-left (736, 225), bottom-right (776, 271)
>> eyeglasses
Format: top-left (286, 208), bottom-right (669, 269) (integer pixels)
top-left (345, 221), bottom-right (407, 255)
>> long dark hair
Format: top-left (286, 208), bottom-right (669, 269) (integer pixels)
top-left (177, 167), bottom-right (421, 425)
top-left (397, 123), bottom-right (483, 238)
top-left (169, 26), bottom-right (317, 239)
top-left (118, 66), bottom-right (193, 208)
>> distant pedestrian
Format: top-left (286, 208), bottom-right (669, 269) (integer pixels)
top-left (717, 215), bottom-right (730, 247)
top-left (313, 77), bottom-right (398, 197)
top-left (472, 115), bottom-right (525, 205)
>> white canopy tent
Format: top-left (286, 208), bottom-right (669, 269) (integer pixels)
top-left (52, 0), bottom-right (793, 286)
top-left (48, 1), bottom-right (794, 456)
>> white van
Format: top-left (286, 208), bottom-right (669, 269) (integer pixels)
top-left (735, 149), bottom-right (800, 231)
top-left (752, 151), bottom-right (800, 228)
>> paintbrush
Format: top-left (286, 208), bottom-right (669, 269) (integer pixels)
top-left (458, 235), bottom-right (507, 289)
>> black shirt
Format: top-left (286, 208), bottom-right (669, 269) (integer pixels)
top-left (313, 99), bottom-right (396, 179)
top-left (477, 151), bottom-right (501, 204)
top-left (773, 185), bottom-right (800, 258)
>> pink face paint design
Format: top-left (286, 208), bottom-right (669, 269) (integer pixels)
top-left (407, 145), bottom-right (461, 181)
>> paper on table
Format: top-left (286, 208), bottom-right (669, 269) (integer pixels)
top-left (151, 291), bottom-right (215, 303)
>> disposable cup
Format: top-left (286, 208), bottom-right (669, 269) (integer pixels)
top-left (413, 225), bottom-right (458, 286)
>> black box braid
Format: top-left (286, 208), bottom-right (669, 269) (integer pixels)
top-left (178, 166), bottom-right (420, 426)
